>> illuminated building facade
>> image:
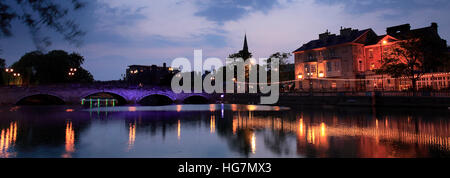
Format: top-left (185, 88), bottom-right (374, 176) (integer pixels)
top-left (293, 23), bottom-right (449, 91)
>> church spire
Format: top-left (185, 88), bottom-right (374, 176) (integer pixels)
top-left (243, 34), bottom-right (249, 52)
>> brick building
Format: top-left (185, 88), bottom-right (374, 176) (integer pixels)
top-left (293, 23), bottom-right (449, 91)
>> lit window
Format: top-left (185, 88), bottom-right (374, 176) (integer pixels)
top-left (368, 49), bottom-right (374, 58)
top-left (331, 82), bottom-right (337, 89)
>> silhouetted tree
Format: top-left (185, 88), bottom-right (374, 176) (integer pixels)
top-left (228, 50), bottom-right (252, 62)
top-left (0, 58), bottom-right (5, 68)
top-left (0, 57), bottom-right (5, 85)
top-left (265, 52), bottom-right (291, 71)
top-left (377, 33), bottom-right (448, 93)
top-left (0, 0), bottom-right (86, 50)
top-left (12, 50), bottom-right (93, 85)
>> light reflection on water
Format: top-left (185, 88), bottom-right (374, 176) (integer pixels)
top-left (0, 105), bottom-right (449, 158)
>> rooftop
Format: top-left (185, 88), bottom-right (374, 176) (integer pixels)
top-left (293, 23), bottom-right (445, 53)
top-left (293, 28), bottom-right (372, 53)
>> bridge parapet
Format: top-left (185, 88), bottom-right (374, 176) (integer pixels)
top-left (0, 84), bottom-right (218, 105)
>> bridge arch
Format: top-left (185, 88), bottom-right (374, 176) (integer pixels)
top-left (82, 91), bottom-right (128, 106)
top-left (182, 95), bottom-right (210, 104)
top-left (139, 94), bottom-right (174, 106)
top-left (16, 94), bottom-right (65, 105)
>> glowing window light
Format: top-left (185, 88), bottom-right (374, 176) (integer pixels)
top-left (318, 72), bottom-right (324, 78)
top-left (297, 74), bottom-right (303, 79)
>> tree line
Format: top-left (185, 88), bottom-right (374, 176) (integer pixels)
top-left (1, 50), bottom-right (93, 85)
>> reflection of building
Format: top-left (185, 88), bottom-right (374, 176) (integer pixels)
top-left (125, 63), bottom-right (179, 85)
top-left (293, 23), bottom-right (449, 91)
top-left (231, 111), bottom-right (450, 157)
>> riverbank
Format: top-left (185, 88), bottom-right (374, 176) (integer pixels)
top-left (224, 93), bottom-right (450, 108)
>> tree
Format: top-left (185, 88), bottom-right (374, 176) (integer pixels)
top-left (12, 50), bottom-right (93, 85)
top-left (377, 33), bottom-right (447, 93)
top-left (0, 57), bottom-right (5, 68)
top-left (228, 50), bottom-right (252, 62)
top-left (0, 58), bottom-right (5, 85)
top-left (265, 52), bottom-right (291, 71)
top-left (0, 0), bottom-right (86, 50)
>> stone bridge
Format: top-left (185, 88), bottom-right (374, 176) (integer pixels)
top-left (0, 84), bottom-right (218, 105)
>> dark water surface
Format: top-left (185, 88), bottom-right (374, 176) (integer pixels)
top-left (0, 104), bottom-right (449, 158)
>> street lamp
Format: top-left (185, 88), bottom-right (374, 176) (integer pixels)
top-left (68, 68), bottom-right (77, 77)
top-left (5, 68), bottom-right (14, 85)
top-left (11, 73), bottom-right (21, 86)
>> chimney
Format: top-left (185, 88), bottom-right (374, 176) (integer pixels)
top-left (431, 22), bottom-right (438, 33)
top-left (340, 27), bottom-right (353, 37)
top-left (386, 24), bottom-right (411, 35)
top-left (319, 30), bottom-right (331, 41)
top-left (163, 62), bottom-right (166, 68)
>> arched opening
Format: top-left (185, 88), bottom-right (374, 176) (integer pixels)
top-left (83, 92), bottom-right (127, 106)
top-left (139, 94), bottom-right (174, 106)
top-left (16, 94), bottom-right (65, 105)
top-left (183, 95), bottom-right (209, 104)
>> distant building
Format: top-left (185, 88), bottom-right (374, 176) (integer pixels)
top-left (293, 23), bottom-right (450, 91)
top-left (125, 63), bottom-right (179, 86)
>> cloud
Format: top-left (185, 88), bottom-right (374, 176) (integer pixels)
top-left (95, 0), bottom-right (219, 41)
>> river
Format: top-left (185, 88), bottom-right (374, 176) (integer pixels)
top-left (0, 104), bottom-right (449, 158)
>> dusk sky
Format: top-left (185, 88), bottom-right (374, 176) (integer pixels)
top-left (1, 0), bottom-right (449, 81)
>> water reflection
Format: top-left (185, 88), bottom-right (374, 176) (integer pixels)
top-left (0, 122), bottom-right (18, 158)
top-left (177, 120), bottom-right (181, 141)
top-left (0, 105), bottom-right (448, 158)
top-left (62, 121), bottom-right (75, 158)
top-left (210, 115), bottom-right (215, 134)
